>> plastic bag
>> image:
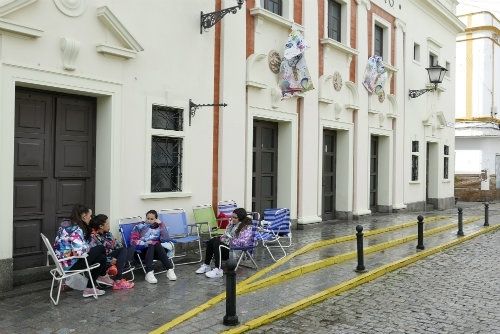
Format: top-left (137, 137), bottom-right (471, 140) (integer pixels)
top-left (65, 273), bottom-right (88, 291)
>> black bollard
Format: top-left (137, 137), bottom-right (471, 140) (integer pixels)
top-left (416, 215), bottom-right (425, 250)
top-left (223, 259), bottom-right (239, 326)
top-left (484, 202), bottom-right (490, 227)
top-left (355, 225), bottom-right (366, 272)
top-left (457, 207), bottom-right (464, 236)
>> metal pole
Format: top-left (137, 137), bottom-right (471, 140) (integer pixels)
top-left (355, 225), bottom-right (365, 272)
top-left (457, 207), bottom-right (464, 236)
top-left (223, 259), bottom-right (239, 326)
top-left (416, 215), bottom-right (425, 250)
top-left (484, 202), bottom-right (490, 227)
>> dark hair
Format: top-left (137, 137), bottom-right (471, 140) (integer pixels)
top-left (233, 208), bottom-right (252, 236)
top-left (146, 210), bottom-right (158, 219)
top-left (90, 214), bottom-right (108, 231)
top-left (70, 204), bottom-right (92, 239)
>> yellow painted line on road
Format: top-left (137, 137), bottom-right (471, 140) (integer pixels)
top-left (149, 215), bottom-right (450, 334)
top-left (240, 216), bottom-right (479, 294)
top-left (223, 224), bottom-right (500, 334)
top-left (240, 215), bottom-right (449, 286)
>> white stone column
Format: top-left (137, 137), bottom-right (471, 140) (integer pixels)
top-left (352, 0), bottom-right (371, 217)
top-left (218, 0), bottom-right (247, 205)
top-left (392, 18), bottom-right (407, 210)
top-left (297, 0), bottom-right (322, 225)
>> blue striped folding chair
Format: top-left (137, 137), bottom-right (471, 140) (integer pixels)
top-left (158, 209), bottom-right (202, 265)
top-left (256, 208), bottom-right (291, 261)
top-left (218, 220), bottom-right (259, 271)
top-left (217, 200), bottom-right (238, 229)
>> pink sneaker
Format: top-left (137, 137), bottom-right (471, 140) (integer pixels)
top-left (112, 279), bottom-right (134, 290)
top-left (96, 275), bottom-right (114, 286)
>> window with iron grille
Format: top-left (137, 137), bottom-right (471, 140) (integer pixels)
top-left (443, 145), bottom-right (449, 180)
top-left (152, 105), bottom-right (183, 131)
top-left (150, 104), bottom-right (184, 193)
top-left (411, 141), bottom-right (419, 181)
top-left (262, 0), bottom-right (282, 16)
top-left (328, 0), bottom-right (341, 42)
top-left (374, 25), bottom-right (384, 58)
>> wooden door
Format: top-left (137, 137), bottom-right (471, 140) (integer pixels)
top-left (322, 130), bottom-right (337, 220)
top-left (252, 121), bottom-right (278, 215)
top-left (13, 88), bottom-right (96, 270)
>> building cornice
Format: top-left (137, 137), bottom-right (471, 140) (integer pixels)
top-left (411, 0), bottom-right (466, 33)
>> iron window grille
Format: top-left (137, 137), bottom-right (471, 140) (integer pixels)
top-left (443, 145), bottom-right (449, 179)
top-left (411, 141), bottom-right (419, 181)
top-left (328, 0), bottom-right (341, 42)
top-left (151, 136), bottom-right (183, 192)
top-left (262, 0), bottom-right (282, 16)
top-left (152, 105), bottom-right (183, 131)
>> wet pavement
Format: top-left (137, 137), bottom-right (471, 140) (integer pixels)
top-left (0, 202), bottom-right (497, 334)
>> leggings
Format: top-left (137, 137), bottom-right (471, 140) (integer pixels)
top-left (108, 246), bottom-right (135, 280)
top-left (204, 237), bottom-right (229, 268)
top-left (144, 243), bottom-right (173, 272)
top-left (70, 245), bottom-right (107, 288)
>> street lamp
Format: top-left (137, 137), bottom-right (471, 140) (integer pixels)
top-left (408, 64), bottom-right (448, 98)
top-left (200, 0), bottom-right (245, 34)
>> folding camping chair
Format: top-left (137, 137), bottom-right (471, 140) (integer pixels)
top-left (192, 204), bottom-right (225, 239)
top-left (41, 233), bottom-right (101, 305)
top-left (256, 208), bottom-right (291, 261)
top-left (118, 216), bottom-right (171, 275)
top-left (218, 219), bottom-right (259, 271)
top-left (217, 200), bottom-right (238, 229)
top-left (158, 209), bottom-right (202, 265)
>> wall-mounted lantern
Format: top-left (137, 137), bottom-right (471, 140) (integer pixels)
top-left (408, 65), bottom-right (448, 98)
top-left (200, 0), bottom-right (244, 34)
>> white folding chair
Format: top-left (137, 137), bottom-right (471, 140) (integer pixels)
top-left (41, 233), bottom-right (101, 305)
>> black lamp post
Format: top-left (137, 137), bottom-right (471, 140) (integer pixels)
top-left (200, 0), bottom-right (245, 34)
top-left (408, 65), bottom-right (448, 98)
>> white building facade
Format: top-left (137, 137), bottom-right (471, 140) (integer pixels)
top-left (0, 0), bottom-right (462, 290)
top-left (455, 2), bottom-right (500, 199)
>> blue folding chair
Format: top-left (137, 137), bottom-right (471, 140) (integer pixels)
top-left (158, 209), bottom-right (202, 265)
top-left (118, 216), bottom-right (171, 275)
top-left (218, 220), bottom-right (259, 271)
top-left (256, 208), bottom-right (291, 261)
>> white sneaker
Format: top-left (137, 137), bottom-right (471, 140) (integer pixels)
top-left (205, 268), bottom-right (223, 278)
top-left (82, 287), bottom-right (105, 298)
top-left (195, 264), bottom-right (211, 274)
top-left (145, 271), bottom-right (157, 284)
top-left (166, 269), bottom-right (177, 281)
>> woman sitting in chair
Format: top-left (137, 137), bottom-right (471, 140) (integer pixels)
top-left (130, 210), bottom-right (177, 284)
top-left (89, 214), bottom-right (135, 290)
top-left (196, 207), bottom-right (253, 278)
top-left (53, 204), bottom-right (113, 298)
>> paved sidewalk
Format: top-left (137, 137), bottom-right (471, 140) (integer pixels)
top-left (253, 229), bottom-right (500, 334)
top-left (0, 202), bottom-right (496, 334)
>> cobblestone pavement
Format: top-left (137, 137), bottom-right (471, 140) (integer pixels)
top-left (0, 202), bottom-right (497, 334)
top-left (253, 229), bottom-right (500, 334)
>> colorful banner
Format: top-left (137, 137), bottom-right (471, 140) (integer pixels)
top-left (362, 55), bottom-right (388, 94)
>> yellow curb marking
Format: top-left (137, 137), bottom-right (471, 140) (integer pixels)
top-left (149, 215), bottom-right (451, 333)
top-left (223, 224), bottom-right (500, 333)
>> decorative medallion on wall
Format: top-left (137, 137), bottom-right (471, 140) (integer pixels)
top-left (268, 50), bottom-right (282, 74)
top-left (333, 71), bottom-right (342, 92)
top-left (53, 0), bottom-right (87, 17)
top-left (378, 90), bottom-right (386, 103)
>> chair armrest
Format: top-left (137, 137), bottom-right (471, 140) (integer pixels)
top-left (58, 253), bottom-right (89, 262)
top-left (187, 223), bottom-right (200, 236)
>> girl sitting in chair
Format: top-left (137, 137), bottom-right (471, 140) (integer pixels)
top-left (130, 210), bottom-right (177, 284)
top-left (196, 208), bottom-right (253, 278)
top-left (53, 204), bottom-right (113, 298)
top-left (89, 214), bottom-right (135, 290)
